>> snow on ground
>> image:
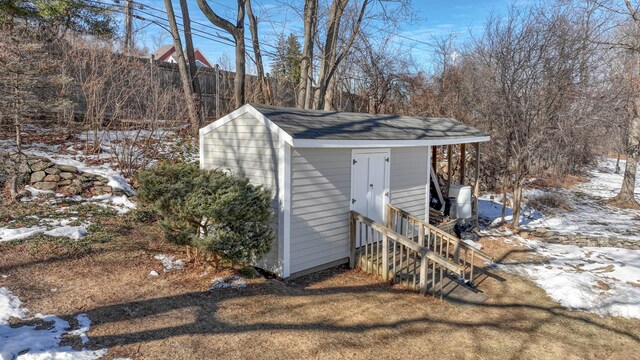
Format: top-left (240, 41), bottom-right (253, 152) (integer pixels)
top-left (76, 129), bottom-right (186, 162)
top-left (479, 158), bottom-right (640, 318)
top-left (17, 142), bottom-right (135, 195)
top-left (478, 195), bottom-right (543, 227)
top-left (209, 276), bottom-right (247, 290)
top-left (154, 254), bottom-right (185, 272)
top-left (0, 218), bottom-right (89, 243)
top-left (495, 236), bottom-right (640, 319)
top-left (580, 158), bottom-right (640, 200)
top-left (0, 287), bottom-right (107, 359)
top-left (479, 158), bottom-right (640, 240)
top-left (66, 194), bottom-right (136, 215)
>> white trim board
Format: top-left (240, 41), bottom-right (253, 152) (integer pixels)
top-left (292, 137), bottom-right (490, 148)
top-left (278, 140), bottom-right (292, 278)
top-left (199, 104), bottom-right (294, 146)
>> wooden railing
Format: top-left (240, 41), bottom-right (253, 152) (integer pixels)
top-left (386, 204), bottom-right (493, 287)
top-left (350, 211), bottom-right (464, 297)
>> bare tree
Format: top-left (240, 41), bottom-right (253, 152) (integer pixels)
top-left (608, 0), bottom-right (640, 207)
top-left (179, 0), bottom-right (203, 122)
top-left (316, 0), bottom-right (370, 110)
top-left (124, 0), bottom-right (133, 52)
top-left (197, 0), bottom-right (246, 108)
top-left (468, 4), bottom-right (601, 228)
top-left (297, 0), bottom-right (318, 109)
top-left (164, 0), bottom-right (200, 134)
top-left (246, 0), bottom-right (269, 103)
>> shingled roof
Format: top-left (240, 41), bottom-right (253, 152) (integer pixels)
top-left (249, 103), bottom-right (489, 141)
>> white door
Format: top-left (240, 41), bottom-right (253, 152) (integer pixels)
top-left (351, 150), bottom-right (390, 225)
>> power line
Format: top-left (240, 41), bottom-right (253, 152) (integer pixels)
top-left (108, 0), bottom-right (437, 54)
top-left (84, 0), bottom-right (237, 48)
top-left (88, 0), bottom-right (437, 59)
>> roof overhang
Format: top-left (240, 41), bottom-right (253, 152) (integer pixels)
top-left (291, 137), bottom-right (490, 148)
top-left (199, 104), bottom-right (491, 150)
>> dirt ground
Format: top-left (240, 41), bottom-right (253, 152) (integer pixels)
top-left (1, 208), bottom-right (639, 360)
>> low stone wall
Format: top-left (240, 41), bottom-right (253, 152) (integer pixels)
top-left (526, 228), bottom-right (640, 250)
top-left (29, 158), bottom-right (118, 196)
top-left (2, 151), bottom-right (123, 198)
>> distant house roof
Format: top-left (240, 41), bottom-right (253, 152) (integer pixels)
top-left (151, 45), bottom-right (214, 68)
top-left (152, 44), bottom-right (174, 60)
top-left (201, 104), bottom-right (490, 148)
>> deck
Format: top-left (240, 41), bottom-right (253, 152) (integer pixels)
top-left (350, 204), bottom-right (493, 302)
top-left (354, 244), bottom-right (488, 303)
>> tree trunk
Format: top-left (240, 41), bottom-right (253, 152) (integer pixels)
top-left (323, 76), bottom-right (336, 111)
top-left (124, 0), bottom-right (133, 52)
top-left (501, 187), bottom-right (507, 225)
top-left (179, 0), bottom-right (202, 124)
top-left (13, 80), bottom-right (21, 154)
top-left (511, 182), bottom-right (523, 229)
top-left (316, 0), bottom-right (345, 110)
top-left (164, 0), bottom-right (200, 134)
top-left (246, 0), bottom-right (268, 103)
top-left (316, 0), bottom-right (370, 110)
top-left (297, 0), bottom-right (317, 109)
top-left (196, 0), bottom-right (246, 108)
top-left (611, 97), bottom-right (640, 208)
top-left (235, 32), bottom-right (246, 108)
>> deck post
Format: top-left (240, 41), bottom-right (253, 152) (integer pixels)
top-left (349, 212), bottom-right (356, 268)
top-left (385, 204), bottom-right (392, 229)
top-left (381, 230), bottom-right (389, 281)
top-left (446, 145), bottom-right (452, 196)
top-left (459, 143), bottom-right (466, 184)
top-left (473, 142), bottom-right (480, 229)
top-left (419, 255), bottom-right (428, 295)
top-left (431, 146), bottom-right (438, 172)
top-left (418, 225), bottom-right (425, 247)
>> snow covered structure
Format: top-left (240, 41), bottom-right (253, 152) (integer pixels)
top-left (199, 104), bottom-right (490, 278)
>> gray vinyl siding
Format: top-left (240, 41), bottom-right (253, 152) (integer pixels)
top-left (290, 148), bottom-right (351, 274)
top-left (200, 113), bottom-right (282, 274)
top-left (390, 147), bottom-right (428, 220)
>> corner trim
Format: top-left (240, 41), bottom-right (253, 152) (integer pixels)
top-left (278, 139), bottom-right (292, 278)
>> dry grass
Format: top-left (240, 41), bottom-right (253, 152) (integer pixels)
top-left (0, 213), bottom-right (639, 359)
top-left (531, 174), bottom-right (588, 189)
top-left (527, 192), bottom-right (574, 212)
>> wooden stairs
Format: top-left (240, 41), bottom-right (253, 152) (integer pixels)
top-left (350, 204), bottom-right (493, 303)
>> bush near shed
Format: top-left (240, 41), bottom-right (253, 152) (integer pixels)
top-left (137, 162), bottom-right (273, 266)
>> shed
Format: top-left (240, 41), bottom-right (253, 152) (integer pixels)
top-left (199, 104), bottom-right (490, 278)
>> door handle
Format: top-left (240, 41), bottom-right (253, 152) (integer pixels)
top-left (352, 198), bottom-right (356, 204)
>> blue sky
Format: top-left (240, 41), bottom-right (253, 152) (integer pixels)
top-left (130, 0), bottom-right (512, 72)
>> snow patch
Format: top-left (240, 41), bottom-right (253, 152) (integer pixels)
top-left (462, 239), bottom-right (482, 250)
top-left (0, 227), bottom-right (48, 242)
top-left (154, 254), bottom-right (185, 272)
top-left (43, 225), bottom-right (87, 240)
top-left (209, 276), bottom-right (247, 290)
top-left (498, 238), bottom-right (640, 319)
top-left (0, 220), bottom-right (90, 243)
top-left (0, 287), bottom-right (107, 359)
top-left (479, 158), bottom-right (640, 241)
top-left (80, 194), bottom-right (136, 214)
